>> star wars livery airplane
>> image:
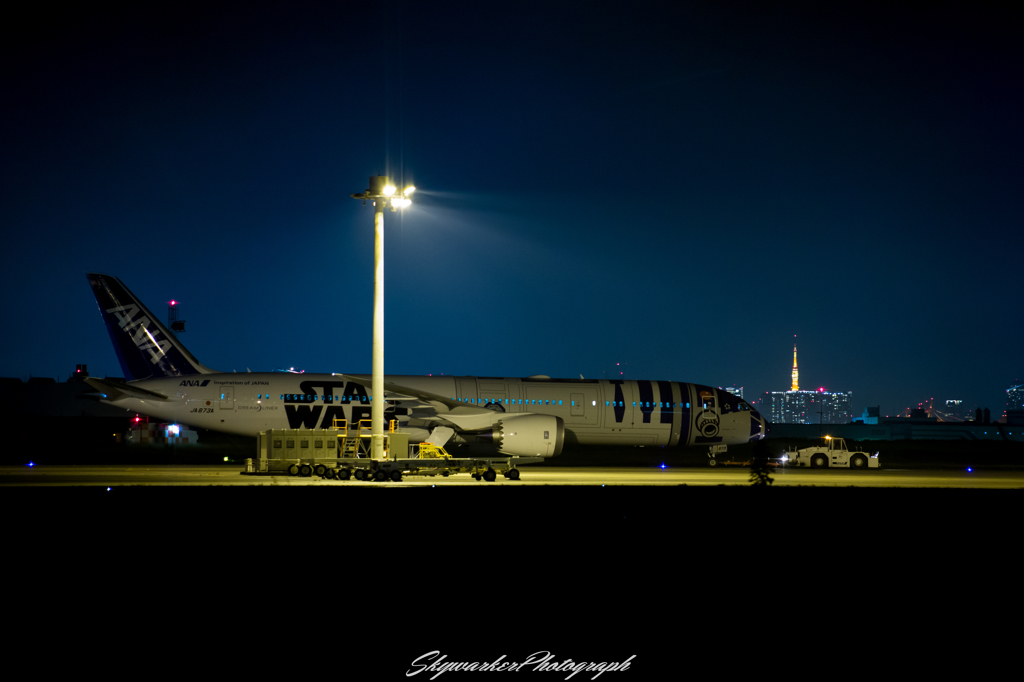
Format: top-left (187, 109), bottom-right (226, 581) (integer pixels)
top-left (85, 273), bottom-right (767, 457)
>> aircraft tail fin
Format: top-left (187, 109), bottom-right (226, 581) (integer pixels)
top-left (87, 273), bottom-right (215, 381)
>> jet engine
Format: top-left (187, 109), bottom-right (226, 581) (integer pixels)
top-left (491, 414), bottom-right (564, 457)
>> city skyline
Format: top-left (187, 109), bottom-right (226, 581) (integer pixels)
top-left (754, 342), bottom-right (1013, 421)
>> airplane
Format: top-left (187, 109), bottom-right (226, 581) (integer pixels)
top-left (85, 273), bottom-right (768, 458)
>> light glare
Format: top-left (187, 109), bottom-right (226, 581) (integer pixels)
top-left (383, 184), bottom-right (396, 196)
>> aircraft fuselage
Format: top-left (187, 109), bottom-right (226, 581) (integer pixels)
top-left (107, 373), bottom-right (766, 450)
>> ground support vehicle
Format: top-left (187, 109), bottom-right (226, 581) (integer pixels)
top-left (245, 423), bottom-right (541, 482)
top-left (784, 436), bottom-right (880, 469)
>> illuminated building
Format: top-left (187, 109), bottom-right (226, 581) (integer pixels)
top-left (760, 343), bottom-right (853, 424)
top-left (934, 399), bottom-right (971, 422)
top-left (1006, 383), bottom-right (1024, 423)
top-left (761, 389), bottom-right (853, 424)
top-left (1008, 384), bottom-right (1024, 411)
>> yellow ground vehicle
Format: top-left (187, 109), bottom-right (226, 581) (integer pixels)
top-left (784, 436), bottom-right (880, 469)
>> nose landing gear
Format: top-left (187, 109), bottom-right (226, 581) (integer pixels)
top-left (707, 444), bottom-right (727, 467)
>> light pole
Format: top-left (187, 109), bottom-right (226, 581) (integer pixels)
top-left (351, 176), bottom-right (414, 459)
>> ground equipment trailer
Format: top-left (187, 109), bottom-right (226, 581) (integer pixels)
top-left (247, 423), bottom-right (541, 482)
top-left (784, 436), bottom-right (880, 469)
top-left (705, 444), bottom-right (783, 467)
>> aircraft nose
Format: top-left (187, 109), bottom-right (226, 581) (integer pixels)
top-left (749, 412), bottom-right (769, 442)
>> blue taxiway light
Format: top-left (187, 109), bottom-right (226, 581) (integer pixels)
top-left (967, 468), bottom-right (973, 473)
top-left (27, 461), bottom-right (34, 467)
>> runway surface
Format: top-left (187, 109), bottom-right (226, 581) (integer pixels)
top-left (3, 464), bottom-right (1023, 488)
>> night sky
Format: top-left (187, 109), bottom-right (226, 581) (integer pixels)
top-left (2, 2), bottom-right (1021, 417)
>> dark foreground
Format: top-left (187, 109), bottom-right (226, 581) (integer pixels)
top-left (4, 464), bottom-right (1021, 530)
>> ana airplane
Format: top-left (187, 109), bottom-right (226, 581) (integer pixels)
top-left (86, 273), bottom-right (767, 457)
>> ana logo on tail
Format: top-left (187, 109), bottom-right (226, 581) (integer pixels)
top-left (105, 304), bottom-right (171, 364)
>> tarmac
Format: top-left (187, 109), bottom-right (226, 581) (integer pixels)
top-left (3, 463), bottom-right (1023, 488)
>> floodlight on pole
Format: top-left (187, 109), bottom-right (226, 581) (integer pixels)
top-left (350, 175), bottom-right (413, 459)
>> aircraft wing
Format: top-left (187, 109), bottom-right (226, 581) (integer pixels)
top-left (337, 374), bottom-right (509, 430)
top-left (337, 374), bottom-right (467, 410)
top-left (85, 377), bottom-right (171, 402)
